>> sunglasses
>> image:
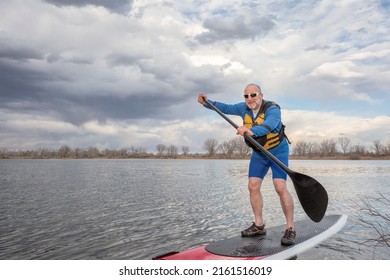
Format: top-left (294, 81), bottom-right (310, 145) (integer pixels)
top-left (244, 92), bottom-right (260, 99)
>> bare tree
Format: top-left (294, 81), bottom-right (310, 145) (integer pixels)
top-left (117, 148), bottom-right (128, 158)
top-left (385, 141), bottom-right (390, 156)
top-left (86, 147), bottom-right (100, 158)
top-left (319, 139), bottom-right (337, 156)
top-left (156, 144), bottom-right (166, 156)
top-left (32, 148), bottom-right (52, 159)
top-left (128, 146), bottom-right (147, 157)
top-left (371, 140), bottom-right (383, 156)
top-left (167, 145), bottom-right (178, 157)
top-left (103, 149), bottom-right (114, 158)
top-left (0, 148), bottom-right (8, 159)
top-left (58, 145), bottom-right (71, 158)
top-left (181, 145), bottom-right (190, 156)
top-left (294, 141), bottom-right (317, 157)
top-left (219, 139), bottom-right (236, 158)
top-left (232, 137), bottom-right (251, 158)
top-left (74, 147), bottom-right (82, 159)
top-left (294, 140), bottom-right (310, 156)
top-left (203, 138), bottom-right (219, 156)
top-left (352, 143), bottom-right (366, 155)
top-left (338, 136), bottom-right (351, 154)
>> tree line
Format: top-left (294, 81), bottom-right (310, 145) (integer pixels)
top-left (201, 136), bottom-right (390, 159)
top-left (291, 137), bottom-right (390, 159)
top-left (1, 136), bottom-right (389, 159)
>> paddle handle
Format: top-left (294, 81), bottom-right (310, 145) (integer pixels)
top-left (204, 99), bottom-right (292, 175)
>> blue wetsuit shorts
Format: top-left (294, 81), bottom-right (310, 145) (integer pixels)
top-left (248, 139), bottom-right (289, 180)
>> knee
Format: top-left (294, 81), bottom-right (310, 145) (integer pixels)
top-left (248, 179), bottom-right (261, 192)
top-left (274, 180), bottom-right (287, 195)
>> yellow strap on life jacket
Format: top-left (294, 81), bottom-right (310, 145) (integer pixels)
top-left (243, 101), bottom-right (285, 150)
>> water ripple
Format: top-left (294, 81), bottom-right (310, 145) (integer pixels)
top-left (1, 159), bottom-right (389, 259)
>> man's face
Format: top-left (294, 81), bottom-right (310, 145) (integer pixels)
top-left (244, 85), bottom-right (263, 110)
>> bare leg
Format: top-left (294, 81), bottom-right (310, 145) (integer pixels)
top-left (273, 178), bottom-right (294, 229)
top-left (248, 177), bottom-right (264, 226)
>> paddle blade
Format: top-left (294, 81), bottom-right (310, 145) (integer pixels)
top-left (290, 172), bottom-right (328, 222)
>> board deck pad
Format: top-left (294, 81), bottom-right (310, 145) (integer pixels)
top-left (205, 215), bottom-right (342, 257)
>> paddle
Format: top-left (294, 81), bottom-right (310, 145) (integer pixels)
top-left (204, 98), bottom-right (328, 222)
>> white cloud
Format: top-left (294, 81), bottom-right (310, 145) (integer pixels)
top-left (0, 0), bottom-right (389, 152)
top-left (283, 110), bottom-right (390, 145)
top-left (346, 49), bottom-right (390, 60)
top-left (311, 61), bottom-right (364, 79)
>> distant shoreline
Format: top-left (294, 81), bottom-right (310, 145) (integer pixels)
top-left (2, 155), bottom-right (390, 160)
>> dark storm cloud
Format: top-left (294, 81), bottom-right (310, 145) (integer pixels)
top-left (18, 93), bottom-right (178, 125)
top-left (0, 60), bottom-right (79, 124)
top-left (43, 0), bottom-right (133, 14)
top-left (0, 60), bottom-right (51, 101)
top-left (195, 15), bottom-right (275, 44)
top-left (0, 56), bottom-right (183, 125)
top-left (105, 51), bottom-right (218, 96)
top-left (105, 52), bottom-right (142, 67)
top-left (0, 45), bottom-right (43, 61)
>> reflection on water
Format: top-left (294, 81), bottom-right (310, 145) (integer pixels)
top-left (290, 159), bottom-right (390, 175)
top-left (0, 159), bottom-right (389, 259)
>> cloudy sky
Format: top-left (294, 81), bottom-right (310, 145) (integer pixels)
top-left (0, 0), bottom-right (389, 153)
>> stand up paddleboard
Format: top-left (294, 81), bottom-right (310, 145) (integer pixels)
top-left (154, 214), bottom-right (347, 260)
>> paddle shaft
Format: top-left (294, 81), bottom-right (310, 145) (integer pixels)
top-left (204, 99), bottom-right (292, 175)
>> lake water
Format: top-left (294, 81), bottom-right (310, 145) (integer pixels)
top-left (0, 159), bottom-right (389, 260)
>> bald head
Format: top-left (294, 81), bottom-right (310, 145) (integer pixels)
top-left (244, 83), bottom-right (262, 93)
